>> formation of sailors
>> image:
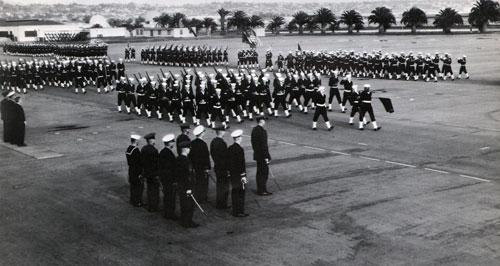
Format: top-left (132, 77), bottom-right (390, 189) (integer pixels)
top-left (139, 45), bottom-right (229, 67)
top-left (268, 49), bottom-right (469, 81)
top-left (0, 57), bottom-right (126, 94)
top-left (3, 42), bottom-right (108, 58)
top-left (115, 67), bottom-right (383, 131)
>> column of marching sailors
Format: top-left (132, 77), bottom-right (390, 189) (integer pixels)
top-left (126, 115), bottom-right (272, 228)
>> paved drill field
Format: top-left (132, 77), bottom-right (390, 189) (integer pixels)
top-left (1, 34), bottom-right (499, 266)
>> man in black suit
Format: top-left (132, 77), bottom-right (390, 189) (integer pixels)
top-left (159, 134), bottom-right (177, 219)
top-left (189, 125), bottom-right (211, 203)
top-left (227, 129), bottom-right (248, 217)
top-left (251, 115), bottom-right (272, 196)
top-left (210, 125), bottom-right (230, 209)
top-left (141, 133), bottom-right (160, 212)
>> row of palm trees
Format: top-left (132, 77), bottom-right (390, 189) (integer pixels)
top-left (151, 0), bottom-right (500, 35)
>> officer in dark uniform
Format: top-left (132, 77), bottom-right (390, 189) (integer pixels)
top-left (176, 123), bottom-right (191, 155)
top-left (251, 115), bottom-right (272, 196)
top-left (11, 96), bottom-right (26, 146)
top-left (210, 125), bottom-right (231, 209)
top-left (126, 134), bottom-right (143, 207)
top-left (227, 129), bottom-right (248, 217)
top-left (141, 133), bottom-right (160, 212)
top-left (189, 125), bottom-right (211, 203)
top-left (1, 91), bottom-right (14, 143)
top-left (159, 134), bottom-right (178, 219)
top-left (176, 141), bottom-right (199, 228)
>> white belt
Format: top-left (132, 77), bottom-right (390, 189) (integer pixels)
top-left (316, 104), bottom-right (326, 107)
top-left (362, 101), bottom-right (372, 103)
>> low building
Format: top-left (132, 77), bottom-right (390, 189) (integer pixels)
top-left (131, 27), bottom-right (196, 38)
top-left (90, 27), bottom-right (128, 38)
top-left (0, 19), bottom-right (83, 42)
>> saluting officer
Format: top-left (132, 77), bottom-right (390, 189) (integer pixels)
top-left (159, 134), bottom-right (178, 220)
top-left (176, 141), bottom-right (199, 228)
top-left (251, 115), bottom-right (272, 196)
top-left (227, 129), bottom-right (249, 217)
top-left (126, 134), bottom-right (143, 207)
top-left (210, 125), bottom-right (231, 209)
top-left (189, 125), bottom-right (211, 203)
top-left (141, 133), bottom-right (160, 212)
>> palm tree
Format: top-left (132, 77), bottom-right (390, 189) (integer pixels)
top-left (171, 12), bottom-right (186, 28)
top-left (315, 7), bottom-right (336, 34)
top-left (249, 15), bottom-right (265, 28)
top-left (305, 19), bottom-right (319, 33)
top-left (202, 17), bottom-right (217, 35)
top-left (340, 10), bottom-right (364, 34)
top-left (292, 11), bottom-right (310, 34)
top-left (285, 21), bottom-right (298, 33)
top-left (401, 7), bottom-right (428, 34)
top-left (267, 15), bottom-right (286, 34)
top-left (217, 8), bottom-right (231, 34)
top-left (153, 13), bottom-right (171, 28)
top-left (227, 10), bottom-right (250, 32)
top-left (368, 7), bottom-right (396, 33)
top-left (469, 0), bottom-right (500, 33)
top-left (433, 7), bottom-right (463, 33)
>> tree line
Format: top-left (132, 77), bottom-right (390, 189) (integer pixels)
top-left (108, 0), bottom-right (500, 34)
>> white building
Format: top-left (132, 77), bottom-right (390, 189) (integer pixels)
top-left (90, 27), bottom-right (128, 38)
top-left (0, 19), bottom-right (82, 42)
top-left (131, 27), bottom-right (196, 38)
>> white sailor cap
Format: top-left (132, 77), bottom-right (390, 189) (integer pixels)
top-left (364, 84), bottom-right (370, 88)
top-left (318, 86), bottom-right (325, 92)
top-left (193, 125), bottom-right (205, 136)
top-left (276, 73), bottom-right (282, 77)
top-left (352, 85), bottom-right (358, 91)
top-left (231, 129), bottom-right (243, 138)
top-left (217, 68), bottom-right (223, 72)
top-left (162, 134), bottom-right (175, 143)
top-left (215, 88), bottom-right (221, 92)
top-left (131, 134), bottom-right (141, 140)
top-left (128, 78), bottom-right (134, 82)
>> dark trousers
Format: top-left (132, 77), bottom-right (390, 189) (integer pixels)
top-left (329, 87), bottom-right (342, 104)
top-left (231, 182), bottom-right (245, 215)
top-left (2, 121), bottom-right (11, 143)
top-left (256, 160), bottom-right (269, 193)
top-left (215, 170), bottom-right (230, 209)
top-left (180, 193), bottom-right (194, 226)
top-left (160, 176), bottom-right (177, 218)
top-left (12, 122), bottom-right (24, 145)
top-left (194, 169), bottom-right (209, 203)
top-left (313, 106), bottom-right (329, 122)
top-left (146, 177), bottom-right (160, 212)
top-left (129, 174), bottom-right (143, 206)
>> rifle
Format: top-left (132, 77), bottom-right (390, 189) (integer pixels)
top-left (145, 71), bottom-right (151, 82)
top-left (182, 66), bottom-right (188, 76)
top-left (169, 70), bottom-right (175, 80)
top-left (138, 73), bottom-right (143, 79)
top-left (160, 68), bottom-right (166, 78)
top-left (133, 73), bottom-right (140, 83)
top-left (157, 73), bottom-right (162, 82)
top-left (125, 74), bottom-right (131, 85)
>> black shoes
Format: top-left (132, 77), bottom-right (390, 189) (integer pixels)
top-left (233, 213), bottom-right (249, 218)
top-left (216, 205), bottom-right (232, 210)
top-left (258, 192), bottom-right (273, 196)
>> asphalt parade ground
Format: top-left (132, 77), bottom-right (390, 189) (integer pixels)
top-left (1, 34), bottom-right (499, 266)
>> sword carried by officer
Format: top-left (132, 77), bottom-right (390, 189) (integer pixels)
top-left (187, 191), bottom-right (205, 213)
top-left (268, 166), bottom-right (282, 191)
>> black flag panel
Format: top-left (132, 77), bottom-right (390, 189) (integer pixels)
top-left (378, 97), bottom-right (394, 113)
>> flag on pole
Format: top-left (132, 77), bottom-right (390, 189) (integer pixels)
top-left (250, 29), bottom-right (263, 47)
top-left (242, 31), bottom-right (256, 48)
top-left (188, 27), bottom-right (198, 37)
top-left (378, 97), bottom-right (394, 113)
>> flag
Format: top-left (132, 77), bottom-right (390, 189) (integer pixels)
top-left (250, 29), bottom-right (263, 47)
top-left (378, 97), bottom-right (394, 113)
top-left (188, 27), bottom-right (198, 37)
top-left (242, 31), bottom-right (255, 48)
top-left (298, 43), bottom-right (302, 51)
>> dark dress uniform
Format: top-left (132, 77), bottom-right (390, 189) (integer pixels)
top-left (251, 125), bottom-right (271, 194)
top-left (126, 144), bottom-right (143, 206)
top-left (227, 142), bottom-right (247, 216)
top-left (210, 136), bottom-right (230, 209)
top-left (0, 97), bottom-right (12, 143)
top-left (176, 154), bottom-right (196, 227)
top-left (141, 143), bottom-right (160, 212)
top-left (189, 137), bottom-right (211, 203)
top-left (176, 133), bottom-right (191, 155)
top-left (11, 101), bottom-right (25, 146)
top-left (159, 147), bottom-right (177, 219)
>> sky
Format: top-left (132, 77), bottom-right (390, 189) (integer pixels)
top-left (6, 0), bottom-right (382, 5)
